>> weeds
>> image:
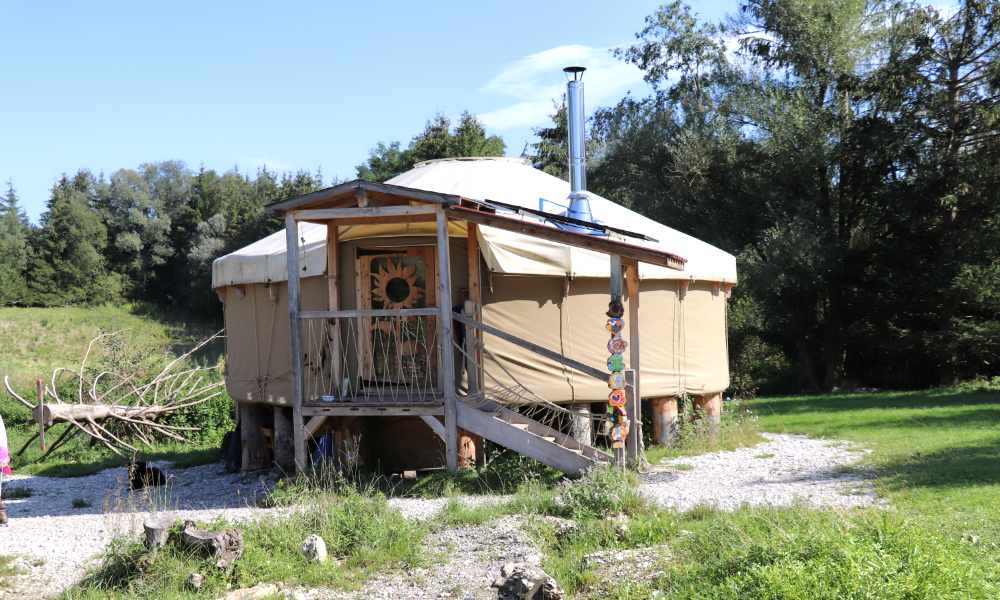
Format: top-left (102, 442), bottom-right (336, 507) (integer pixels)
top-left (2, 486), bottom-right (32, 499)
top-left (0, 555), bottom-right (25, 589)
top-left (645, 396), bottom-right (765, 464)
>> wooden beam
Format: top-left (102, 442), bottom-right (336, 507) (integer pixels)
top-left (451, 313), bottom-right (607, 382)
top-left (298, 214), bottom-right (437, 227)
top-left (285, 213), bottom-right (307, 473)
top-left (437, 206), bottom-right (459, 474)
top-left (626, 264), bottom-right (640, 461)
top-left (327, 224), bottom-right (342, 400)
top-left (264, 179), bottom-right (462, 216)
top-left (466, 223), bottom-right (482, 395)
top-left (293, 204), bottom-right (439, 220)
top-left (447, 205), bottom-right (685, 270)
top-left (300, 308), bottom-right (440, 319)
top-left (650, 397), bottom-right (678, 445)
top-left (302, 405), bottom-right (445, 417)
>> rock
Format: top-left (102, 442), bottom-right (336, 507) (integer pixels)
top-left (301, 534), bottom-right (328, 563)
top-left (525, 554), bottom-right (541, 564)
top-left (187, 573), bottom-right (205, 589)
top-left (491, 562), bottom-right (564, 600)
top-left (216, 582), bottom-right (283, 600)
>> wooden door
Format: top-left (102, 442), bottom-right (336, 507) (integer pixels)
top-left (356, 246), bottom-right (437, 391)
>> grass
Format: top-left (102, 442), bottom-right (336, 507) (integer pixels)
top-left (753, 453), bottom-right (775, 458)
top-left (755, 388), bottom-right (1000, 547)
top-left (643, 397), bottom-right (765, 464)
top-left (0, 305), bottom-right (231, 478)
top-left (0, 555), bottom-right (25, 589)
top-left (2, 486), bottom-right (33, 499)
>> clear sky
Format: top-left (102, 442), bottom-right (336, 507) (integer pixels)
top-left (1, 1), bottom-right (736, 223)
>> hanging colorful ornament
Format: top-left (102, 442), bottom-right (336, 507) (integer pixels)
top-left (608, 371), bottom-right (626, 390)
top-left (605, 318), bottom-right (624, 335)
top-left (607, 336), bottom-right (628, 354)
top-left (606, 300), bottom-right (625, 318)
top-left (608, 389), bottom-right (626, 407)
top-left (607, 354), bottom-right (626, 371)
top-left (611, 424), bottom-right (628, 442)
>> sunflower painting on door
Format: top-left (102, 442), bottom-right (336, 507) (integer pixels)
top-left (359, 247), bottom-right (438, 390)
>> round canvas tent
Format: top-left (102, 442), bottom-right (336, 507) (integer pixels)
top-left (213, 157), bottom-right (737, 411)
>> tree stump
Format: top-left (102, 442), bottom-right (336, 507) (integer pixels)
top-left (240, 402), bottom-right (271, 471)
top-left (273, 406), bottom-right (296, 472)
top-left (143, 514), bottom-right (176, 549)
top-left (180, 520), bottom-right (244, 568)
top-left (568, 403), bottom-right (593, 445)
top-left (692, 393), bottom-right (722, 437)
top-left (650, 397), bottom-right (678, 446)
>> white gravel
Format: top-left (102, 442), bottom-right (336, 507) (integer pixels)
top-left (645, 432), bottom-right (879, 510)
top-left (0, 432), bottom-right (879, 599)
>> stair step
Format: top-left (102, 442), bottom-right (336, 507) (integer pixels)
top-left (511, 423), bottom-right (530, 430)
top-left (542, 436), bottom-right (556, 442)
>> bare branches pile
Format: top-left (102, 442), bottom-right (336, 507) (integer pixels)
top-left (3, 330), bottom-right (226, 457)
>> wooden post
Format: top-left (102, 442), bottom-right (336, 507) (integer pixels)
top-left (649, 397), bottom-right (678, 445)
top-left (326, 221), bottom-right (342, 398)
top-left (625, 263), bottom-right (640, 461)
top-left (569, 404), bottom-right (592, 444)
top-left (466, 223), bottom-right (482, 395)
top-left (272, 407), bottom-right (295, 472)
top-left (609, 254), bottom-right (623, 464)
top-left (437, 206), bottom-right (459, 474)
top-left (457, 427), bottom-right (476, 467)
top-left (693, 393), bottom-right (722, 437)
top-left (240, 402), bottom-right (269, 471)
top-left (285, 213), bottom-right (307, 472)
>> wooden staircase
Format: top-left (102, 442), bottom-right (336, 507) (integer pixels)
top-left (422, 397), bottom-right (612, 475)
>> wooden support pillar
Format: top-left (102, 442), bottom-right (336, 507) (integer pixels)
top-left (693, 393), bottom-right (722, 437)
top-left (466, 224), bottom-right (483, 395)
top-left (240, 402), bottom-right (270, 471)
top-left (625, 261), bottom-right (640, 462)
top-left (285, 213), bottom-right (307, 472)
top-left (569, 404), bottom-right (592, 445)
top-left (437, 207), bottom-right (459, 474)
top-left (649, 397), bottom-right (678, 446)
top-left (457, 427), bottom-right (477, 468)
top-left (326, 221), bottom-right (342, 398)
top-left (272, 407), bottom-right (295, 472)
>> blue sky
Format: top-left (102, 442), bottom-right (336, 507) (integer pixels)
top-left (1, 1), bottom-right (735, 223)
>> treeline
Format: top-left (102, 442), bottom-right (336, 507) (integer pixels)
top-left (579, 0), bottom-right (1000, 390)
top-left (0, 165), bottom-right (326, 315)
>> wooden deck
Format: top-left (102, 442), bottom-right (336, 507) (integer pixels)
top-left (302, 393), bottom-right (444, 416)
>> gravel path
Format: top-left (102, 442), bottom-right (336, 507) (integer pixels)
top-left (0, 432), bottom-right (879, 599)
top-left (645, 432), bottom-right (879, 510)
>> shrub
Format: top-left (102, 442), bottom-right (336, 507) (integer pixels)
top-left (557, 464), bottom-right (646, 520)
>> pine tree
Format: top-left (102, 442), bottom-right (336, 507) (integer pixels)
top-left (525, 96), bottom-right (569, 180)
top-left (0, 180), bottom-right (30, 305)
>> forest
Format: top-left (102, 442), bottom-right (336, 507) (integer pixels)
top-left (2, 0), bottom-right (998, 393)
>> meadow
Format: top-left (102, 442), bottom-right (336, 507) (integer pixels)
top-left (3, 306), bottom-right (1000, 598)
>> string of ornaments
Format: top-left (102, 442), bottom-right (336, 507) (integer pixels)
top-left (604, 299), bottom-right (628, 450)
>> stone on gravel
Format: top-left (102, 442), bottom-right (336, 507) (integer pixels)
top-left (188, 572), bottom-right (205, 588)
top-left (301, 534), bottom-right (328, 563)
top-left (216, 582), bottom-right (283, 600)
top-left (492, 562), bottom-right (564, 600)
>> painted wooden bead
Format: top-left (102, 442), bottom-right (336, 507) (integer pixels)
top-left (608, 389), bottom-right (626, 407)
top-left (607, 354), bottom-right (626, 371)
top-left (611, 424), bottom-right (628, 441)
top-left (607, 336), bottom-right (628, 354)
top-left (608, 372), bottom-right (626, 390)
top-left (605, 318), bottom-right (624, 335)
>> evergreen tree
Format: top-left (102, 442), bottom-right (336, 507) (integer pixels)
top-left (525, 96), bottom-right (569, 180)
top-left (29, 172), bottom-right (122, 305)
top-left (0, 180), bottom-right (31, 305)
top-left (357, 111), bottom-right (506, 182)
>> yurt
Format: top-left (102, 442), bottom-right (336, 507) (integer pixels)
top-left (212, 69), bottom-right (736, 475)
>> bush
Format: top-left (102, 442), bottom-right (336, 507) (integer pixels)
top-left (557, 464), bottom-right (646, 520)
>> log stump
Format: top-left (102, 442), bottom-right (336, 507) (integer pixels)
top-left (143, 514), bottom-right (176, 549)
top-left (649, 397), bottom-right (678, 446)
top-left (180, 520), bottom-right (244, 568)
top-left (568, 403), bottom-right (593, 445)
top-left (240, 402), bottom-right (271, 471)
top-left (273, 406), bottom-right (295, 472)
top-left (692, 393), bottom-right (722, 437)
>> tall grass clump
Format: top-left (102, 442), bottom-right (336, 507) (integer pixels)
top-left (557, 465), bottom-right (646, 520)
top-left (645, 396), bottom-right (764, 463)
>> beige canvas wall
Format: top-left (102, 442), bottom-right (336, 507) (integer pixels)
top-left (224, 239), bottom-right (729, 407)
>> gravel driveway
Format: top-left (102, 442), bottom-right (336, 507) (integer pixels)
top-left (0, 432), bottom-right (879, 599)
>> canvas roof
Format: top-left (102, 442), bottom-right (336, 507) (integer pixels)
top-left (212, 157), bottom-right (737, 288)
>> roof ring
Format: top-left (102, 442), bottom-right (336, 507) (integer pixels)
top-left (413, 157), bottom-right (530, 168)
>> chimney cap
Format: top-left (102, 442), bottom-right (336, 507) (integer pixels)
top-left (563, 66), bottom-right (586, 81)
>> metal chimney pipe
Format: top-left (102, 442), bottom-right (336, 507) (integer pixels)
top-left (564, 66), bottom-right (587, 192)
top-left (561, 66), bottom-right (595, 230)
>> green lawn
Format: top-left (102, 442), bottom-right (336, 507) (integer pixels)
top-left (756, 388), bottom-right (1000, 550)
